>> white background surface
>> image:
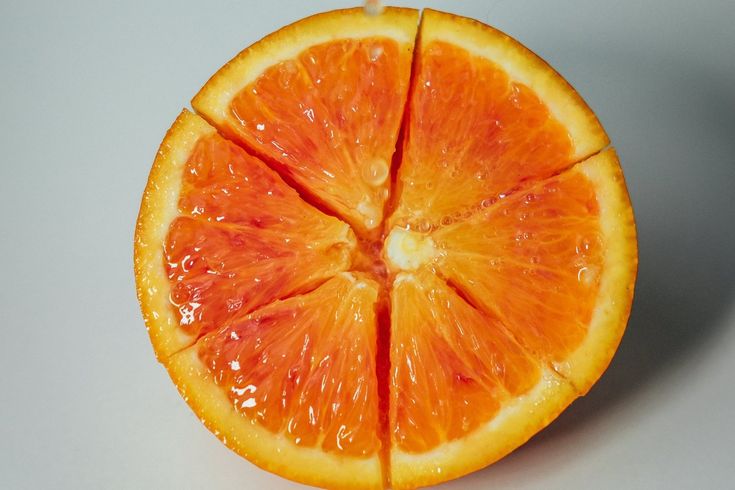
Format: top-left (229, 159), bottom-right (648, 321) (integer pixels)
top-left (2, 1), bottom-right (735, 488)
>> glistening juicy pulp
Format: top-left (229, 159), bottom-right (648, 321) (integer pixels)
top-left (224, 37), bottom-right (412, 235)
top-left (432, 170), bottom-right (605, 362)
top-left (196, 273), bottom-right (382, 457)
top-left (165, 133), bottom-right (355, 341)
top-left (390, 270), bottom-right (541, 452)
top-left (163, 33), bottom-right (607, 464)
top-left (391, 41), bottom-right (574, 231)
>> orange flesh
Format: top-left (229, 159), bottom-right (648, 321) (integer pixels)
top-left (391, 41), bottom-right (574, 230)
top-left (390, 270), bottom-right (540, 452)
top-left (432, 170), bottom-right (604, 361)
top-left (196, 274), bottom-right (381, 456)
top-left (164, 133), bottom-right (353, 340)
top-left (226, 38), bottom-right (412, 234)
top-left (154, 21), bottom-right (616, 475)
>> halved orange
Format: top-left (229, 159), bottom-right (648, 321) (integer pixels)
top-left (134, 6), bottom-right (637, 490)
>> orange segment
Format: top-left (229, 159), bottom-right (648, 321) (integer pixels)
top-left (167, 273), bottom-right (383, 489)
top-left (432, 149), bottom-right (636, 387)
top-left (197, 273), bottom-right (380, 456)
top-left (135, 110), bottom-right (354, 358)
top-left (164, 215), bottom-right (351, 341)
top-left (193, 8), bottom-right (418, 233)
top-left (390, 269), bottom-right (540, 454)
top-left (389, 9), bottom-right (608, 229)
top-left (390, 368), bottom-right (575, 490)
top-left (388, 274), bottom-right (577, 490)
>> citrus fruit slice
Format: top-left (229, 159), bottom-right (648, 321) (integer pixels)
top-left (192, 7), bottom-right (419, 234)
top-left (134, 6), bottom-right (637, 490)
top-left (167, 273), bottom-right (383, 489)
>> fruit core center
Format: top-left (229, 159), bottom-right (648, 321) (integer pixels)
top-left (384, 227), bottom-right (436, 271)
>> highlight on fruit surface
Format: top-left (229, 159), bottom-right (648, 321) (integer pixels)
top-left (134, 6), bottom-right (637, 490)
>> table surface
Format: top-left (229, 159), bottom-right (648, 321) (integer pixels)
top-left (2, 1), bottom-right (734, 488)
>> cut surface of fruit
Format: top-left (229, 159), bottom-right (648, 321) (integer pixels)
top-left (387, 149), bottom-right (635, 489)
top-left (134, 7), bottom-right (637, 490)
top-left (193, 7), bottom-right (418, 234)
top-left (167, 273), bottom-right (383, 489)
top-left (135, 110), bottom-right (355, 358)
top-left (390, 269), bottom-right (542, 453)
top-left (389, 9), bottom-right (608, 230)
top-left (431, 149), bottom-right (636, 391)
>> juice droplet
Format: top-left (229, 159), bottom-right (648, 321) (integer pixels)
top-left (357, 198), bottom-right (380, 230)
top-left (481, 197), bottom-right (496, 208)
top-left (363, 0), bottom-right (384, 16)
top-left (361, 158), bottom-right (389, 187)
top-left (418, 219), bottom-right (432, 233)
top-left (577, 266), bottom-right (599, 285)
top-left (509, 83), bottom-right (522, 108)
top-left (369, 45), bottom-right (384, 62)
